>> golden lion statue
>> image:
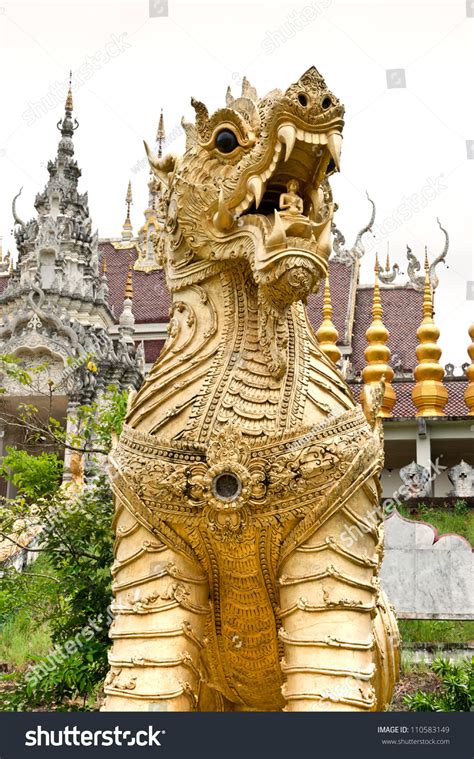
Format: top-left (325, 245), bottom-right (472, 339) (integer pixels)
top-left (103, 67), bottom-right (400, 712)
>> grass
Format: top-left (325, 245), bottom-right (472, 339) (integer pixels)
top-left (400, 653), bottom-right (432, 675)
top-left (398, 619), bottom-right (474, 645)
top-left (0, 553), bottom-right (56, 668)
top-left (396, 503), bottom-right (474, 544)
top-left (0, 613), bottom-right (52, 668)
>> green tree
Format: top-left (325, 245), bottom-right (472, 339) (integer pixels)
top-left (0, 358), bottom-right (128, 710)
top-left (0, 447), bottom-right (63, 499)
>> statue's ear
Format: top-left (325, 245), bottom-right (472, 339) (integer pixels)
top-left (143, 141), bottom-right (176, 187)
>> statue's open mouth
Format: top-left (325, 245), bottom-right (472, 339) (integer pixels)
top-left (212, 114), bottom-right (343, 276)
top-left (235, 119), bottom-right (342, 218)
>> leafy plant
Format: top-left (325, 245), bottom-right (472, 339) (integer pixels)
top-left (454, 499), bottom-right (468, 515)
top-left (0, 371), bottom-right (128, 710)
top-left (0, 475), bottom-right (114, 710)
top-left (0, 447), bottom-right (63, 499)
top-left (403, 658), bottom-right (473, 712)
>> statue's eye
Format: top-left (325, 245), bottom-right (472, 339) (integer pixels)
top-left (215, 129), bottom-right (239, 153)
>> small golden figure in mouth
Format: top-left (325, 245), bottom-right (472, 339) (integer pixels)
top-left (278, 178), bottom-right (313, 239)
top-left (279, 179), bottom-right (304, 216)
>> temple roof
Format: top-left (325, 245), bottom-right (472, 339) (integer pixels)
top-left (99, 241), bottom-right (170, 324)
top-left (352, 377), bottom-right (469, 418)
top-left (308, 260), bottom-right (355, 345)
top-left (351, 286), bottom-right (424, 375)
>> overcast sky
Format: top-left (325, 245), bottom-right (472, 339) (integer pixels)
top-left (0, 0), bottom-right (472, 364)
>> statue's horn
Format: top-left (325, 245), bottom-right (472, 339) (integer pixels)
top-left (143, 141), bottom-right (176, 186)
top-left (190, 96), bottom-right (210, 139)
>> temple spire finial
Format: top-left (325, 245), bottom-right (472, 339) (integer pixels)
top-left (422, 247), bottom-right (432, 319)
top-left (122, 180), bottom-right (133, 240)
top-left (124, 261), bottom-right (134, 300)
top-left (156, 109), bottom-right (165, 158)
top-left (315, 274), bottom-right (341, 365)
top-left (57, 70), bottom-right (78, 145)
top-left (65, 70), bottom-right (73, 113)
top-left (360, 254), bottom-right (396, 418)
top-left (465, 323), bottom-right (474, 415)
top-left (119, 261), bottom-right (136, 344)
top-left (411, 251), bottom-right (448, 416)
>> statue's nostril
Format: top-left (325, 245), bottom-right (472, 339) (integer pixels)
top-left (298, 93), bottom-right (308, 107)
top-left (322, 96), bottom-right (332, 110)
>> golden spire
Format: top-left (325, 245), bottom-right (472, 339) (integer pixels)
top-left (156, 109), bottom-right (165, 158)
top-left (124, 263), bottom-right (134, 300)
top-left (411, 251), bottom-right (448, 416)
top-left (65, 70), bottom-right (73, 112)
top-left (122, 180), bottom-right (133, 240)
top-left (315, 274), bottom-right (341, 365)
top-left (102, 256), bottom-right (107, 275)
top-left (464, 322), bottom-right (474, 415)
top-left (360, 255), bottom-right (396, 418)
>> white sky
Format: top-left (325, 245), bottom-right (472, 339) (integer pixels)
top-left (0, 0), bottom-right (473, 364)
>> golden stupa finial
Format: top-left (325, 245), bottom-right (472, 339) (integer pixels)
top-left (102, 256), bottom-right (107, 275)
top-left (124, 262), bottom-right (134, 300)
top-left (156, 109), bottom-right (165, 158)
top-left (122, 180), bottom-right (133, 240)
top-left (65, 70), bottom-right (73, 112)
top-left (464, 323), bottom-right (474, 415)
top-left (360, 254), bottom-right (396, 418)
top-left (422, 248), bottom-right (432, 318)
top-left (315, 274), bottom-right (341, 365)
top-left (411, 250), bottom-right (448, 416)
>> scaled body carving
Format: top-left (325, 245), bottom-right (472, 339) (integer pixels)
top-left (103, 68), bottom-right (399, 712)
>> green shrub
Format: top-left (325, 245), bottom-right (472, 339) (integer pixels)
top-left (454, 499), bottom-right (468, 515)
top-left (0, 381), bottom-right (128, 710)
top-left (0, 447), bottom-right (63, 499)
top-left (403, 658), bottom-right (473, 712)
top-left (0, 474), bottom-right (114, 710)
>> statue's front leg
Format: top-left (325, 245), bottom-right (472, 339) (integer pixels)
top-left (279, 487), bottom-right (396, 711)
top-left (102, 498), bottom-right (209, 711)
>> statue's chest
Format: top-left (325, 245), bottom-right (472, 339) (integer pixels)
top-left (184, 296), bottom-right (311, 441)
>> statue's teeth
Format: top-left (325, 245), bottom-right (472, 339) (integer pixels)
top-left (277, 124), bottom-right (296, 162)
top-left (327, 132), bottom-right (342, 171)
top-left (309, 187), bottom-right (324, 220)
top-left (213, 189), bottom-right (234, 231)
top-left (248, 175), bottom-right (264, 209)
top-left (266, 210), bottom-right (287, 250)
top-left (316, 217), bottom-right (333, 258)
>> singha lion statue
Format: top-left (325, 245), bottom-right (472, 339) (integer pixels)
top-left (103, 67), bottom-right (400, 712)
